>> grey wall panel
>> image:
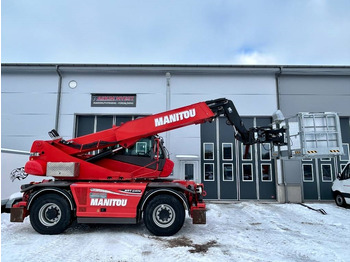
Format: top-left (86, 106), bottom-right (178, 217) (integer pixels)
top-left (279, 75), bottom-right (350, 116)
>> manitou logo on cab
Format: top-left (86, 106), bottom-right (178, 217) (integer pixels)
top-left (90, 198), bottom-right (128, 207)
top-left (154, 109), bottom-right (196, 127)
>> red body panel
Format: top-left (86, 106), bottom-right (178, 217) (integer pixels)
top-left (70, 183), bottom-right (147, 218)
top-left (26, 142), bottom-right (130, 180)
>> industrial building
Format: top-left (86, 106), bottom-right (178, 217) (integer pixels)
top-left (2, 64), bottom-right (349, 202)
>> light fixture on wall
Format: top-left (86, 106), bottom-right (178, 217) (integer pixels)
top-left (69, 80), bottom-right (77, 89)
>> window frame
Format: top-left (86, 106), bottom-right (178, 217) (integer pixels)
top-left (241, 144), bottom-right (252, 161)
top-left (222, 143), bottom-right (233, 161)
top-left (242, 163), bottom-right (253, 182)
top-left (222, 163), bottom-right (234, 181)
top-left (204, 163), bottom-right (215, 181)
top-left (321, 164), bottom-right (333, 182)
top-left (260, 143), bottom-right (271, 161)
top-left (184, 163), bottom-right (194, 181)
top-left (261, 164), bottom-right (272, 182)
top-left (203, 143), bottom-right (215, 160)
top-left (302, 163), bottom-right (314, 182)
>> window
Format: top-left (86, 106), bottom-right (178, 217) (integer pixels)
top-left (204, 163), bottom-right (214, 181)
top-left (136, 142), bottom-right (148, 155)
top-left (303, 164), bottom-right (314, 182)
top-left (116, 116), bottom-right (133, 126)
top-left (340, 164), bottom-right (350, 180)
top-left (76, 115), bottom-right (138, 137)
top-left (321, 164), bottom-right (333, 182)
top-left (242, 164), bottom-right (253, 181)
top-left (96, 116), bottom-right (113, 132)
top-left (241, 144), bottom-right (252, 160)
top-left (116, 137), bottom-right (162, 158)
top-left (185, 163), bottom-right (194, 180)
top-left (261, 164), bottom-right (272, 182)
top-left (340, 164), bottom-right (347, 173)
top-left (261, 144), bottom-right (271, 160)
top-left (203, 143), bottom-right (214, 160)
top-left (223, 164), bottom-right (233, 181)
top-left (76, 116), bottom-right (95, 137)
top-left (222, 143), bottom-right (233, 160)
top-left (340, 144), bottom-right (349, 161)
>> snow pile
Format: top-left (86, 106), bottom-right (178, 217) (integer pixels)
top-left (1, 202), bottom-right (349, 262)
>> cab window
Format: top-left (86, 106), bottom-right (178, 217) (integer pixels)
top-left (342, 164), bottom-right (350, 180)
top-left (116, 137), bottom-right (164, 158)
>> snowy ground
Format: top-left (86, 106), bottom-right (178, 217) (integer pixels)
top-left (1, 202), bottom-right (349, 262)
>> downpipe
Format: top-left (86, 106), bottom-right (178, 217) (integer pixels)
top-left (55, 65), bottom-right (63, 132)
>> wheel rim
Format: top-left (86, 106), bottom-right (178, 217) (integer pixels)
top-left (38, 203), bottom-right (62, 227)
top-left (152, 204), bottom-right (176, 228)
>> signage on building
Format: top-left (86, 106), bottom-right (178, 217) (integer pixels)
top-left (91, 94), bottom-right (136, 107)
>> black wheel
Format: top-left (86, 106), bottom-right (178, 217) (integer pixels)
top-left (30, 194), bottom-right (72, 234)
top-left (335, 193), bottom-right (346, 207)
top-left (144, 195), bottom-right (185, 236)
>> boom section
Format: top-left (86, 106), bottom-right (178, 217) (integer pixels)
top-left (42, 98), bottom-right (285, 157)
top-left (206, 98), bottom-right (286, 146)
top-left (51, 101), bottom-right (215, 155)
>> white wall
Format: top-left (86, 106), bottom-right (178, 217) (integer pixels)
top-left (2, 71), bottom-right (58, 151)
top-left (57, 72), bottom-right (167, 139)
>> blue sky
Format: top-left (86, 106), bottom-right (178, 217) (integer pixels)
top-left (2, 0), bottom-right (350, 65)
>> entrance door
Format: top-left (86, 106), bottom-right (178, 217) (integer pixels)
top-left (302, 158), bottom-right (336, 200)
top-left (302, 159), bottom-right (318, 200)
top-left (201, 121), bottom-right (218, 199)
top-left (257, 117), bottom-right (277, 200)
top-left (218, 118), bottom-right (237, 199)
top-left (318, 158), bottom-right (335, 199)
top-left (238, 117), bottom-right (257, 200)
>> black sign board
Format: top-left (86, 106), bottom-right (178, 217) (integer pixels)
top-left (91, 94), bottom-right (136, 107)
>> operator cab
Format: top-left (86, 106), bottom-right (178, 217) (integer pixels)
top-left (107, 136), bottom-right (168, 172)
top-left (332, 162), bottom-right (350, 207)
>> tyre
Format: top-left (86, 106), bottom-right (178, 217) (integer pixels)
top-left (30, 194), bottom-right (72, 234)
top-left (144, 195), bottom-right (185, 236)
top-left (335, 192), bottom-right (346, 207)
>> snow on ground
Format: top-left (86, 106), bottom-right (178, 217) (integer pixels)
top-left (1, 202), bottom-right (349, 262)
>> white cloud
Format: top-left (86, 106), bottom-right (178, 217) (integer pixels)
top-left (234, 52), bottom-right (278, 65)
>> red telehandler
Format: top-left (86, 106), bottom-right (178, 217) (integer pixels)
top-left (9, 98), bottom-right (286, 236)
